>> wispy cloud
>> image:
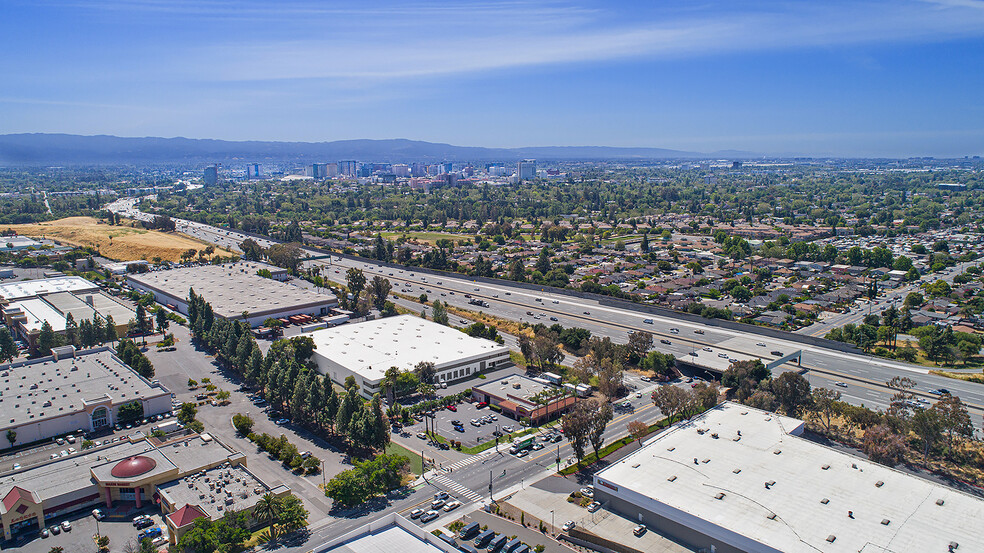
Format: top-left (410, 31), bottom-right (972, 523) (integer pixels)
top-left (161, 0), bottom-right (984, 82)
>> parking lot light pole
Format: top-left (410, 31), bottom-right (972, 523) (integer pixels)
top-left (551, 510), bottom-right (555, 537)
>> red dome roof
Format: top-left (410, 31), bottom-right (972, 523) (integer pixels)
top-left (111, 456), bottom-right (157, 478)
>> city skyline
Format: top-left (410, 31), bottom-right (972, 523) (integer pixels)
top-left (2, 0), bottom-right (984, 157)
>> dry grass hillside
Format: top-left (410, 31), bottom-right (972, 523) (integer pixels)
top-left (5, 217), bottom-right (235, 262)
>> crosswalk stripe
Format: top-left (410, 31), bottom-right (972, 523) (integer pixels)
top-left (431, 474), bottom-right (482, 501)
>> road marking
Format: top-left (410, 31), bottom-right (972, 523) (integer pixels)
top-left (430, 473), bottom-right (483, 501)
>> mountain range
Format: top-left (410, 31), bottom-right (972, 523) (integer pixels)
top-left (0, 133), bottom-right (757, 165)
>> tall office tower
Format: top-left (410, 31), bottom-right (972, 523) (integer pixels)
top-left (439, 162), bottom-right (453, 174)
top-left (517, 159), bottom-right (536, 180)
top-left (338, 160), bottom-right (358, 176)
top-left (325, 162), bottom-right (339, 178)
top-left (391, 164), bottom-right (410, 177)
top-left (203, 165), bottom-right (218, 185)
top-left (411, 162), bottom-right (425, 177)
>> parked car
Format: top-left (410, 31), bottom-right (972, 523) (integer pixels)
top-left (633, 525), bottom-right (647, 537)
top-left (446, 405), bottom-right (457, 412)
top-left (580, 487), bottom-right (594, 498)
top-left (587, 501), bottom-right (602, 512)
top-left (562, 521), bottom-right (576, 532)
top-left (50, 525), bottom-right (61, 535)
top-left (135, 517), bottom-right (155, 530)
top-left (40, 528), bottom-right (49, 538)
top-left (60, 521), bottom-right (72, 532)
top-left (92, 509), bottom-right (105, 520)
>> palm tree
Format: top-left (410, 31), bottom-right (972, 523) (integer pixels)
top-left (253, 493), bottom-right (282, 539)
top-left (382, 366), bottom-right (401, 404)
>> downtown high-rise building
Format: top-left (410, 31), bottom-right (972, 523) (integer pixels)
top-left (517, 159), bottom-right (536, 180)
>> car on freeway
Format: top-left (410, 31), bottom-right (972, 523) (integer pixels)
top-left (643, 318), bottom-right (653, 324)
top-left (420, 510), bottom-right (440, 523)
top-left (660, 339), bottom-right (671, 345)
top-left (640, 376), bottom-right (651, 382)
top-left (834, 382), bottom-right (848, 388)
top-left (587, 502), bottom-right (602, 513)
top-left (771, 351), bottom-right (783, 356)
top-left (688, 352), bottom-right (698, 357)
top-left (562, 521), bottom-right (576, 532)
top-left (409, 509), bottom-right (424, 519)
top-left (702, 347), bottom-right (712, 352)
top-left (670, 328), bottom-right (679, 333)
top-left (757, 343), bottom-right (767, 347)
top-left (718, 353), bottom-right (729, 358)
top-left (549, 317), bottom-right (558, 321)
top-left (694, 329), bottom-right (704, 334)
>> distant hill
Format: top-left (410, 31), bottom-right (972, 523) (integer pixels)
top-left (0, 133), bottom-right (757, 165)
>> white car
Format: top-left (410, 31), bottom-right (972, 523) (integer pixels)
top-left (443, 500), bottom-right (461, 512)
top-left (587, 501), bottom-right (602, 512)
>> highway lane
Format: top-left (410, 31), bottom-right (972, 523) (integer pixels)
top-left (108, 199), bottom-right (984, 417)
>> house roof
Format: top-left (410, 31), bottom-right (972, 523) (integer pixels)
top-left (167, 504), bottom-right (208, 528)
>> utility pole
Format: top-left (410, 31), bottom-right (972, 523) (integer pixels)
top-left (556, 441), bottom-right (561, 469)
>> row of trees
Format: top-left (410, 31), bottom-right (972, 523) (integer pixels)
top-left (32, 312), bottom-right (121, 357)
top-left (116, 338), bottom-right (154, 379)
top-left (186, 290), bottom-right (391, 453)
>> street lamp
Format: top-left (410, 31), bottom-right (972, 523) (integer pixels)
top-left (550, 510), bottom-right (555, 537)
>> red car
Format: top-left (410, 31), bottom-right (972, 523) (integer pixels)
top-left (476, 402), bottom-right (489, 409)
top-left (446, 405), bottom-right (457, 412)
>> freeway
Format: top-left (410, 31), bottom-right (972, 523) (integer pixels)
top-left (108, 198), bottom-right (984, 418)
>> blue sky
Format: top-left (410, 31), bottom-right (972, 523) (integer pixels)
top-left (2, 0), bottom-right (984, 157)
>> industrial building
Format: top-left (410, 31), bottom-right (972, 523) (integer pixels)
top-left (3, 289), bottom-right (136, 346)
top-left (126, 262), bottom-right (336, 327)
top-left (0, 276), bottom-right (99, 302)
top-left (0, 346), bottom-right (171, 446)
top-left (472, 374), bottom-right (576, 423)
top-left (0, 431), bottom-right (288, 542)
top-left (308, 315), bottom-right (510, 397)
top-left (592, 402), bottom-right (984, 553)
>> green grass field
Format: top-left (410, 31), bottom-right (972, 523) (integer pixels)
top-left (378, 231), bottom-right (474, 245)
top-left (386, 441), bottom-right (424, 474)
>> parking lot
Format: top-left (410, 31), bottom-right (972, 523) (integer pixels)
top-left (3, 505), bottom-right (167, 553)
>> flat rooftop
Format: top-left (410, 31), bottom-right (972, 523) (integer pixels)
top-left (158, 463), bottom-right (273, 519)
top-left (127, 262), bottom-right (336, 318)
top-left (316, 513), bottom-right (456, 553)
top-left (595, 402), bottom-right (984, 553)
top-left (0, 349), bottom-right (167, 430)
top-left (0, 276), bottom-right (99, 301)
top-left (474, 374), bottom-right (559, 403)
top-left (308, 315), bottom-right (509, 381)
top-left (5, 291), bottom-right (135, 334)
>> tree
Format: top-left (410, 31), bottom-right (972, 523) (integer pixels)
top-left (809, 388), bottom-right (841, 432)
top-left (509, 259), bottom-right (526, 282)
top-left (626, 331), bottom-right (653, 360)
top-left (64, 312), bottom-right (78, 347)
top-left (277, 494), bottom-right (308, 534)
top-left (5, 429), bottom-right (15, 449)
top-left (561, 401), bottom-right (593, 465)
top-left (0, 327), bottom-right (15, 363)
top-left (431, 300), bottom-right (449, 326)
top-left (104, 315), bottom-right (118, 345)
top-left (596, 359), bottom-right (624, 400)
top-left (627, 420), bottom-right (649, 446)
top-left (770, 372), bottom-right (811, 417)
top-left (651, 384), bottom-right (689, 424)
top-left (156, 308), bottom-right (169, 335)
top-left (862, 425), bottom-right (907, 467)
top-left (232, 413), bottom-right (254, 435)
top-left (240, 238), bottom-right (265, 261)
top-left (266, 243), bottom-right (303, 273)
top-left (252, 493), bottom-right (282, 539)
top-left (118, 401), bottom-right (144, 423)
top-left (369, 276), bottom-right (392, 310)
top-left (178, 402), bottom-right (198, 425)
top-left (345, 268), bottom-right (367, 302)
top-left (414, 361), bottom-right (437, 385)
top-left (932, 394), bottom-right (973, 455)
top-left (587, 401), bottom-right (613, 460)
top-left (911, 407), bottom-right (943, 462)
top-left (37, 320), bottom-right (60, 356)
